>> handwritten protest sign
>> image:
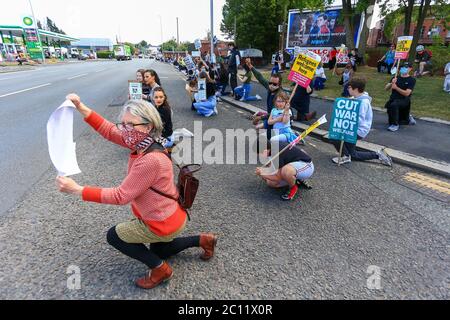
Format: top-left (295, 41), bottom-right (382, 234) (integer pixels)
top-left (183, 55), bottom-right (196, 71)
top-left (288, 50), bottom-right (321, 88)
top-left (128, 81), bottom-right (142, 100)
top-left (195, 39), bottom-right (201, 50)
top-left (197, 78), bottom-right (207, 101)
top-left (395, 36), bottom-right (413, 60)
top-left (328, 98), bottom-right (361, 144)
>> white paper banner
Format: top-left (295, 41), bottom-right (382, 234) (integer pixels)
top-left (47, 100), bottom-right (81, 177)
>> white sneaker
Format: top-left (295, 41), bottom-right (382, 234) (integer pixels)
top-left (408, 115), bottom-right (416, 125)
top-left (377, 149), bottom-right (393, 167)
top-left (387, 125), bottom-right (399, 132)
top-left (255, 94), bottom-right (262, 101)
top-left (332, 156), bottom-right (351, 165)
top-left (239, 97), bottom-right (245, 102)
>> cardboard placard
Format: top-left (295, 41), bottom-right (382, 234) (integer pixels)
top-left (197, 79), bottom-right (207, 101)
top-left (328, 98), bottom-right (361, 144)
top-left (395, 36), bottom-right (413, 60)
top-left (288, 50), bottom-right (321, 88)
top-left (128, 81), bottom-right (143, 100)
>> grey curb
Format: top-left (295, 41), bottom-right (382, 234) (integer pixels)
top-left (219, 96), bottom-right (450, 178)
top-left (250, 73), bottom-right (450, 126)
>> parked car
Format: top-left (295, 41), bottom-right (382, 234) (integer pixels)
top-left (78, 53), bottom-right (88, 60)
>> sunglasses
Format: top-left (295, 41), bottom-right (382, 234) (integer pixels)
top-left (269, 82), bottom-right (280, 86)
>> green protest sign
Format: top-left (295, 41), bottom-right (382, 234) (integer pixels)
top-left (328, 98), bottom-right (361, 144)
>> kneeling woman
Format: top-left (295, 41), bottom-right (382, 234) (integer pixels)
top-left (152, 87), bottom-right (174, 148)
top-left (256, 141), bottom-right (314, 201)
top-left (56, 95), bottom-right (217, 289)
top-left (193, 71), bottom-right (218, 117)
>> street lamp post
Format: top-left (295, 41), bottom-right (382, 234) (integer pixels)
top-left (27, 0), bottom-right (45, 64)
top-left (210, 0), bottom-right (214, 62)
top-left (158, 15), bottom-right (163, 45)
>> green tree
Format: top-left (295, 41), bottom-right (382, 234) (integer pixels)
top-left (161, 39), bottom-right (178, 52)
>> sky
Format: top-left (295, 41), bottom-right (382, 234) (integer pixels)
top-left (2, 0), bottom-right (227, 45)
top-left (2, 0), bottom-right (382, 45)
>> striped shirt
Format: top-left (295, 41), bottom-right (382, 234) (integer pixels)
top-left (81, 111), bottom-right (186, 236)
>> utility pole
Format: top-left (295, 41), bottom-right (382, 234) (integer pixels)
top-left (27, 0), bottom-right (45, 64)
top-left (158, 15), bottom-right (163, 45)
top-left (210, 0), bottom-right (214, 61)
top-left (176, 17), bottom-right (179, 45)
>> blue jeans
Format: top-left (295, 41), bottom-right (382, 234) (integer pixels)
top-left (193, 95), bottom-right (217, 117)
top-left (342, 83), bottom-right (350, 97)
top-left (272, 64), bottom-right (280, 74)
top-left (234, 83), bottom-right (259, 101)
top-left (313, 77), bottom-right (326, 90)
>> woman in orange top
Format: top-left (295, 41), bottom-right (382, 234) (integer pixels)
top-left (56, 94), bottom-right (217, 290)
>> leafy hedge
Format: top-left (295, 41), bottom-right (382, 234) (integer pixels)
top-left (96, 51), bottom-right (113, 59)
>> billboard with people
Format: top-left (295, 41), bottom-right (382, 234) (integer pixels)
top-left (286, 8), bottom-right (362, 63)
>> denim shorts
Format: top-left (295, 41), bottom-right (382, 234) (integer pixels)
top-left (288, 161), bottom-right (314, 181)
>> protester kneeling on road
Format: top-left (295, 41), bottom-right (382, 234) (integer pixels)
top-left (332, 78), bottom-right (392, 166)
top-left (152, 87), bottom-right (174, 148)
top-left (256, 141), bottom-right (314, 201)
top-left (246, 58), bottom-right (284, 140)
top-left (56, 95), bottom-right (217, 290)
top-left (234, 64), bottom-right (262, 102)
top-left (193, 71), bottom-right (218, 117)
top-left (143, 69), bottom-right (161, 104)
top-left (290, 83), bottom-right (316, 122)
top-left (384, 62), bottom-right (416, 132)
top-left (269, 91), bottom-right (298, 144)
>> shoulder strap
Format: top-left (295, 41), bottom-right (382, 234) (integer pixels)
top-left (145, 143), bottom-right (179, 202)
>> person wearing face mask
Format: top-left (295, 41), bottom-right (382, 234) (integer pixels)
top-left (384, 62), bottom-right (416, 132)
top-left (245, 58), bottom-right (284, 140)
top-left (56, 94), bottom-right (217, 290)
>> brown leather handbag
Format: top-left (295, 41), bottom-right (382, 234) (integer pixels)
top-left (146, 143), bottom-right (201, 218)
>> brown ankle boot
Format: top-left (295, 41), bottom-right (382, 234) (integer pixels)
top-left (199, 234), bottom-right (218, 261)
top-left (135, 261), bottom-right (173, 289)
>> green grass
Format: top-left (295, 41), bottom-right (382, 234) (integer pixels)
top-left (261, 66), bottom-right (450, 121)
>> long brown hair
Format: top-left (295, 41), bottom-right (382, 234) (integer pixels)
top-left (152, 87), bottom-right (171, 110)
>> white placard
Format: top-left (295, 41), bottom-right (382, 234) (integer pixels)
top-left (197, 79), bottom-right (207, 101)
top-left (47, 100), bottom-right (81, 177)
top-left (128, 81), bottom-right (142, 100)
top-left (192, 51), bottom-right (201, 57)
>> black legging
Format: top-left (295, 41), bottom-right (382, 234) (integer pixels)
top-left (107, 226), bottom-right (200, 269)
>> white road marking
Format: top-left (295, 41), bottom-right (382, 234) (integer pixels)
top-left (0, 83), bottom-right (51, 98)
top-left (67, 73), bottom-right (88, 80)
top-left (95, 69), bottom-right (107, 73)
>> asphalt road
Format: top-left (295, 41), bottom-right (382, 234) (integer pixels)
top-left (0, 61), bottom-right (448, 299)
top-left (0, 59), bottom-right (156, 217)
top-left (241, 75), bottom-right (450, 164)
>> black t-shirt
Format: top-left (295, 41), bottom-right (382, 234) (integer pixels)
top-left (157, 105), bottom-right (173, 138)
top-left (390, 76), bottom-right (416, 100)
top-left (291, 85), bottom-right (313, 112)
top-left (274, 141), bottom-right (312, 169)
top-left (206, 82), bottom-right (216, 99)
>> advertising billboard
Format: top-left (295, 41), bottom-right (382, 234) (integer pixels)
top-left (286, 8), bottom-right (362, 63)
